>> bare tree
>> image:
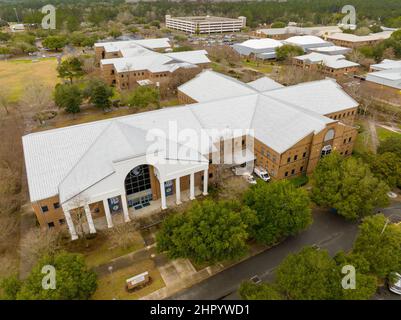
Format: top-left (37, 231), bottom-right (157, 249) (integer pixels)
top-left (18, 228), bottom-right (61, 276)
top-left (107, 221), bottom-right (139, 250)
top-left (20, 80), bottom-right (52, 125)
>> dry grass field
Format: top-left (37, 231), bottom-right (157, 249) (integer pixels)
top-left (0, 58), bottom-right (59, 103)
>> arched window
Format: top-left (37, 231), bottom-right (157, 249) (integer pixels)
top-left (321, 145), bottom-right (332, 157)
top-left (124, 165), bottom-right (151, 196)
top-left (324, 129), bottom-right (335, 142)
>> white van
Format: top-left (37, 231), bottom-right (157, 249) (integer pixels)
top-left (254, 167), bottom-right (270, 182)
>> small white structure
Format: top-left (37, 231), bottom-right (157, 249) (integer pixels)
top-left (370, 59), bottom-right (401, 72)
top-left (9, 23), bottom-right (25, 32)
top-left (308, 45), bottom-right (351, 55)
top-left (294, 52), bottom-right (359, 70)
top-left (232, 38), bottom-right (283, 59)
top-left (255, 25), bottom-right (342, 38)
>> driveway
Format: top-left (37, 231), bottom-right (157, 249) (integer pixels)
top-left (170, 204), bottom-right (401, 300)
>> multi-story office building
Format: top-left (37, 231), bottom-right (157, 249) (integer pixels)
top-left (165, 15), bottom-right (246, 34)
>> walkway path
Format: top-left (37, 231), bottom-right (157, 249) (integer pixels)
top-left (368, 120), bottom-right (379, 153)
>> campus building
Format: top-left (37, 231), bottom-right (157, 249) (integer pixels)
top-left (232, 38), bottom-right (283, 60)
top-left (165, 15), bottom-right (246, 34)
top-left (23, 70), bottom-right (358, 240)
top-left (255, 25), bottom-right (342, 40)
top-left (363, 59), bottom-right (401, 104)
top-left (94, 38), bottom-right (172, 64)
top-left (326, 31), bottom-right (394, 49)
top-left (95, 39), bottom-right (211, 90)
top-left (282, 35), bottom-right (333, 51)
top-left (293, 52), bottom-right (360, 77)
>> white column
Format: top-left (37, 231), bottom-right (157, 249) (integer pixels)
top-left (64, 210), bottom-right (78, 240)
top-left (160, 180), bottom-right (167, 210)
top-left (190, 172), bottom-right (195, 200)
top-left (203, 169), bottom-right (208, 196)
top-left (120, 193), bottom-right (130, 222)
top-left (84, 205), bottom-right (96, 234)
top-left (175, 177), bottom-right (181, 205)
top-left (103, 199), bottom-right (113, 228)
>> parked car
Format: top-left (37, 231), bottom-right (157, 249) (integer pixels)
top-left (254, 167), bottom-right (270, 182)
top-left (388, 272), bottom-right (401, 295)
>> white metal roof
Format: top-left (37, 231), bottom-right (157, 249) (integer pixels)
top-left (327, 31), bottom-right (393, 43)
top-left (237, 38), bottom-right (283, 50)
top-left (308, 45), bottom-right (351, 55)
top-left (294, 52), bottom-right (359, 69)
top-left (263, 79), bottom-right (359, 114)
top-left (247, 77), bottom-right (284, 91)
top-left (366, 68), bottom-right (401, 89)
top-left (94, 38), bottom-right (171, 53)
top-left (101, 50), bottom-right (209, 73)
top-left (23, 74), bottom-right (357, 202)
top-left (370, 59), bottom-right (401, 71)
top-left (164, 50), bottom-right (210, 65)
top-left (284, 35), bottom-right (331, 46)
top-left (178, 70), bottom-right (257, 102)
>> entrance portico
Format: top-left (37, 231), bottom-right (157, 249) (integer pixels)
top-left (62, 160), bottom-right (209, 240)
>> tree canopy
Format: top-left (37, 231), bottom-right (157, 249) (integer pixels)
top-left (1, 252), bottom-right (97, 300)
top-left (312, 152), bottom-right (389, 220)
top-left (239, 281), bottom-right (282, 300)
top-left (54, 83), bottom-right (82, 114)
top-left (353, 214), bottom-right (401, 278)
top-left (42, 35), bottom-right (68, 51)
top-left (156, 200), bottom-right (257, 264)
top-left (275, 247), bottom-right (342, 300)
top-left (275, 44), bottom-right (304, 61)
top-left (57, 57), bottom-right (84, 84)
top-left (243, 180), bottom-right (312, 245)
top-left (124, 86), bottom-right (160, 109)
top-left (84, 79), bottom-right (113, 111)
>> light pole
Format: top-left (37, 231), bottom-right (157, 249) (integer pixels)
top-left (380, 213), bottom-right (401, 235)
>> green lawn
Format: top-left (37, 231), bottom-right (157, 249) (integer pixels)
top-left (0, 58), bottom-right (59, 103)
top-left (241, 59), bottom-right (274, 73)
top-left (353, 120), bottom-right (374, 154)
top-left (85, 234), bottom-right (144, 268)
top-left (376, 126), bottom-right (401, 142)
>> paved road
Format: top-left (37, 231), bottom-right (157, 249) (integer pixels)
top-left (170, 204), bottom-right (401, 300)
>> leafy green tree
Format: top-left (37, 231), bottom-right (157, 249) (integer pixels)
top-left (275, 247), bottom-right (342, 300)
top-left (271, 21), bottom-right (286, 28)
top-left (353, 214), bottom-right (401, 278)
top-left (150, 20), bottom-right (161, 28)
top-left (157, 200), bottom-right (257, 264)
top-left (57, 57), bottom-right (84, 84)
top-left (84, 79), bottom-right (113, 111)
top-left (0, 275), bottom-right (22, 300)
top-left (312, 153), bottom-right (389, 220)
top-left (16, 252), bottom-right (97, 300)
top-left (124, 86), bottom-right (160, 109)
top-left (334, 251), bottom-right (377, 300)
top-left (239, 281), bottom-right (282, 300)
top-left (109, 28), bottom-right (122, 39)
top-left (244, 180), bottom-right (312, 245)
top-left (54, 84), bottom-right (82, 114)
top-left (275, 44), bottom-right (304, 61)
top-left (0, 32), bottom-right (11, 42)
top-left (369, 152), bottom-right (401, 188)
top-left (42, 35), bottom-right (67, 51)
top-left (377, 136), bottom-right (401, 157)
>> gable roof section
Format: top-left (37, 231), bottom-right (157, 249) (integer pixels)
top-left (263, 79), bottom-right (358, 115)
top-left (178, 70), bottom-right (257, 102)
top-left (247, 77), bottom-right (284, 91)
